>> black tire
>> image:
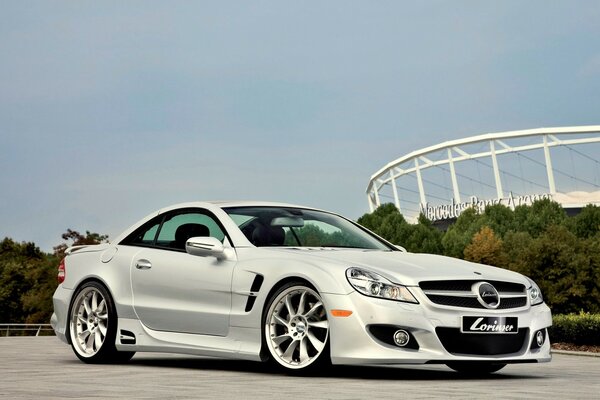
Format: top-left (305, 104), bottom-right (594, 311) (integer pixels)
top-left (68, 281), bottom-right (135, 364)
top-left (262, 281), bottom-right (331, 372)
top-left (446, 362), bottom-right (507, 375)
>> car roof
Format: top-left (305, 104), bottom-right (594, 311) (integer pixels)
top-left (206, 200), bottom-right (321, 210)
top-left (154, 200), bottom-right (323, 213)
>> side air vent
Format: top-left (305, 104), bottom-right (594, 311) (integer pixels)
top-left (245, 274), bottom-right (264, 312)
top-left (250, 274), bottom-right (264, 292)
top-left (119, 330), bottom-right (136, 345)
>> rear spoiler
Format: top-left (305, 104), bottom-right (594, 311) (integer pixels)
top-left (65, 245), bottom-right (93, 255)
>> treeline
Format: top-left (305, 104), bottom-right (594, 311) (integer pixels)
top-left (357, 199), bottom-right (600, 315)
top-left (2, 201), bottom-right (599, 322)
top-left (0, 230), bottom-right (107, 324)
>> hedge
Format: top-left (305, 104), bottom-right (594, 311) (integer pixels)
top-left (549, 313), bottom-right (600, 345)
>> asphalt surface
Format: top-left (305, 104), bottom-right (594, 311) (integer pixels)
top-left (1, 337), bottom-right (599, 399)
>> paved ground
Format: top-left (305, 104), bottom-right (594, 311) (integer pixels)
top-left (1, 337), bottom-right (599, 399)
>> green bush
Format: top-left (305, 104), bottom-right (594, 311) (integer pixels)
top-left (549, 313), bottom-right (600, 345)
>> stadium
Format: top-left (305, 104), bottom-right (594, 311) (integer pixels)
top-left (366, 126), bottom-right (600, 226)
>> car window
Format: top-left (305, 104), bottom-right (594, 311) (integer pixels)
top-left (121, 209), bottom-right (228, 250)
top-left (141, 223), bottom-right (160, 242)
top-left (124, 219), bottom-right (161, 247)
top-left (225, 207), bottom-right (392, 250)
top-left (286, 220), bottom-right (362, 247)
top-left (156, 212), bottom-right (225, 250)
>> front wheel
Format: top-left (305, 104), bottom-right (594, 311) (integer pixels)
top-left (68, 281), bottom-right (135, 364)
top-left (263, 283), bottom-right (330, 371)
top-left (447, 362), bottom-right (507, 375)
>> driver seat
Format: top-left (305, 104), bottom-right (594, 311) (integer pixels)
top-left (251, 224), bottom-right (285, 247)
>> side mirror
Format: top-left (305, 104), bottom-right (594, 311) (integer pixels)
top-left (186, 237), bottom-right (226, 260)
top-left (395, 245), bottom-right (407, 252)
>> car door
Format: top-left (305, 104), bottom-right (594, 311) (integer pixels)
top-left (128, 208), bottom-right (235, 336)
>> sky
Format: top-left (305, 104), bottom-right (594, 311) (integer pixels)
top-left (1, 1), bottom-right (600, 251)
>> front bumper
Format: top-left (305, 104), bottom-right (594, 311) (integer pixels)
top-left (323, 291), bottom-right (552, 365)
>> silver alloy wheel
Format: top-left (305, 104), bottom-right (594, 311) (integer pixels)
top-left (265, 285), bottom-right (329, 369)
top-left (70, 287), bottom-right (109, 358)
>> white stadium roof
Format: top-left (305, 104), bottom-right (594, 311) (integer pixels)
top-left (367, 126), bottom-right (600, 221)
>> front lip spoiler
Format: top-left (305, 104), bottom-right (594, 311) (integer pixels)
top-left (424, 359), bottom-right (539, 365)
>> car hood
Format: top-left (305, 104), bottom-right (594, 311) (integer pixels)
top-left (267, 248), bottom-right (528, 287)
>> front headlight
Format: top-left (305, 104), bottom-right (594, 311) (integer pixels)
top-left (346, 267), bottom-right (418, 303)
top-left (526, 277), bottom-right (544, 306)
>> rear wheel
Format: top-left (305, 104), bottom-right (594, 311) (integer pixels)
top-left (69, 281), bottom-right (135, 364)
top-left (263, 282), bottom-right (330, 371)
top-left (447, 362), bottom-right (506, 375)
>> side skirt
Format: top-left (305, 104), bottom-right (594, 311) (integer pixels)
top-left (115, 318), bottom-right (263, 361)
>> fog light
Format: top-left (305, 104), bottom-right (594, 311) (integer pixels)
top-left (393, 330), bottom-right (410, 347)
top-left (536, 330), bottom-right (545, 347)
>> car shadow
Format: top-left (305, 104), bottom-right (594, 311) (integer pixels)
top-left (125, 356), bottom-right (542, 381)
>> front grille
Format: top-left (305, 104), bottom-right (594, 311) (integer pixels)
top-left (419, 280), bottom-right (528, 310)
top-left (497, 297), bottom-right (528, 309)
top-left (426, 295), bottom-right (527, 309)
top-left (436, 327), bottom-right (528, 356)
top-left (420, 280), bottom-right (524, 292)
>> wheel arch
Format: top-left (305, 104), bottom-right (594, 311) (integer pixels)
top-left (258, 276), bottom-right (324, 362)
top-left (262, 276), bottom-right (317, 309)
top-left (65, 276), bottom-right (116, 344)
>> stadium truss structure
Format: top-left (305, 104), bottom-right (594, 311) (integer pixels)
top-left (367, 126), bottom-right (600, 222)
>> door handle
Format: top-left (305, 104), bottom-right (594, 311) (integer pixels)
top-left (135, 259), bottom-right (152, 270)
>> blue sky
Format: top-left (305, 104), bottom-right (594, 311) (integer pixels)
top-left (1, 1), bottom-right (599, 251)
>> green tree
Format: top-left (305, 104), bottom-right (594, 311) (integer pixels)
top-left (357, 204), bottom-right (443, 253)
top-left (357, 204), bottom-right (402, 234)
top-left (0, 238), bottom-right (46, 323)
top-left (399, 214), bottom-right (443, 254)
top-left (20, 254), bottom-right (58, 323)
top-left (502, 231), bottom-right (534, 274)
top-left (517, 225), bottom-right (599, 314)
top-left (0, 228), bottom-right (109, 324)
top-left (358, 203), bottom-right (407, 244)
top-left (513, 198), bottom-right (567, 237)
top-left (569, 204), bottom-right (600, 239)
top-left (480, 204), bottom-right (515, 237)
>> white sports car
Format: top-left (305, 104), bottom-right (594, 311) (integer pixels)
top-left (51, 201), bottom-right (552, 373)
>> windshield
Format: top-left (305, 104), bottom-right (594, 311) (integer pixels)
top-left (224, 206), bottom-right (393, 250)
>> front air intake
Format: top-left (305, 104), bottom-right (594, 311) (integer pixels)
top-left (436, 327), bottom-right (528, 356)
